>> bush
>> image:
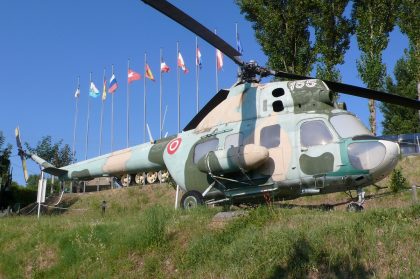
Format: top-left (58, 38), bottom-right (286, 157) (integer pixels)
top-left (388, 168), bottom-right (409, 193)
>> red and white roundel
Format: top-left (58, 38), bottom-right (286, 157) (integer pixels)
top-left (167, 138), bottom-right (182, 155)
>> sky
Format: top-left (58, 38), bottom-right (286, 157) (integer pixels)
top-left (0, 0), bottom-right (409, 185)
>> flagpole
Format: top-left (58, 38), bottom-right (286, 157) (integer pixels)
top-left (177, 42), bottom-right (180, 133)
top-left (99, 68), bottom-right (105, 155)
top-left (127, 59), bottom-right (130, 148)
top-left (143, 53), bottom-right (147, 143)
top-left (72, 76), bottom-right (80, 161)
top-left (111, 64), bottom-right (115, 152)
top-left (159, 48), bottom-right (163, 139)
top-left (195, 37), bottom-right (199, 113)
top-left (85, 72), bottom-right (92, 160)
top-left (215, 29), bottom-right (219, 93)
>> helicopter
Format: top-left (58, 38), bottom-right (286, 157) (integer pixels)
top-left (16, 0), bottom-right (420, 210)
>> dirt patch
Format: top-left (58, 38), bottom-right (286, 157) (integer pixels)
top-left (25, 245), bottom-right (57, 278)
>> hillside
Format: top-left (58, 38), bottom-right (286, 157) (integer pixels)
top-left (0, 157), bottom-right (419, 278)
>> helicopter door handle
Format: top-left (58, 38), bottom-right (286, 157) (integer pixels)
top-left (301, 147), bottom-right (308, 152)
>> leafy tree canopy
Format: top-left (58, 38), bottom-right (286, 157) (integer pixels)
top-left (25, 135), bottom-right (73, 168)
top-left (381, 48), bottom-right (420, 134)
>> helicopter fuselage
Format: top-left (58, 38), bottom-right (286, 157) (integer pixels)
top-left (45, 79), bottom-right (399, 206)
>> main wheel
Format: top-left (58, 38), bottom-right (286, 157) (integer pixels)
top-left (180, 190), bottom-right (204, 209)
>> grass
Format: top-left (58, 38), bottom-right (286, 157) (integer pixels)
top-left (0, 157), bottom-right (419, 278)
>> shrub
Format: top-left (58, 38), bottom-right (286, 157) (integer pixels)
top-left (388, 168), bottom-right (409, 193)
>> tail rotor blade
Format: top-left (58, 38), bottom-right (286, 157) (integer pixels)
top-left (15, 127), bottom-right (29, 182)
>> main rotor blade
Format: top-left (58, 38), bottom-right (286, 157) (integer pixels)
top-left (273, 71), bottom-right (420, 109)
top-left (325, 80), bottom-right (420, 110)
top-left (141, 0), bottom-right (243, 65)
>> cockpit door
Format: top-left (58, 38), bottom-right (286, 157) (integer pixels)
top-left (297, 119), bottom-right (342, 189)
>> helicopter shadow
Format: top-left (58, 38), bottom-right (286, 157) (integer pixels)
top-left (268, 236), bottom-right (374, 278)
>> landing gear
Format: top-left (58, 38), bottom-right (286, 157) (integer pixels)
top-left (180, 190), bottom-right (204, 209)
top-left (347, 202), bottom-right (363, 212)
top-left (347, 187), bottom-right (365, 212)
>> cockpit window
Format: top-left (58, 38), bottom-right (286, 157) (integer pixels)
top-left (300, 120), bottom-right (333, 147)
top-left (194, 138), bottom-right (219, 164)
top-left (330, 114), bottom-right (371, 138)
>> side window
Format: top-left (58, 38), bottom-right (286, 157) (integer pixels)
top-left (260, 124), bottom-right (281, 149)
top-left (193, 138), bottom-right (219, 164)
top-left (300, 120), bottom-right (333, 147)
top-left (225, 133), bottom-right (243, 148)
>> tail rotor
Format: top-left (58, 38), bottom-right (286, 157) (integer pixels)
top-left (15, 127), bottom-right (29, 182)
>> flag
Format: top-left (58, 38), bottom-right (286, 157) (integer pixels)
top-left (160, 61), bottom-right (170, 73)
top-left (128, 69), bottom-right (141, 83)
top-left (109, 74), bottom-right (118, 93)
top-left (102, 78), bottom-right (107, 101)
top-left (177, 52), bottom-right (188, 73)
top-left (89, 82), bottom-right (100, 98)
top-left (74, 87), bottom-right (80, 98)
top-left (236, 31), bottom-right (243, 54)
top-left (145, 64), bottom-right (155, 81)
top-left (216, 49), bottom-right (223, 70)
top-left (196, 47), bottom-right (202, 68)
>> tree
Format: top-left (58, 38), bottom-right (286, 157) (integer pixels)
top-left (397, 0), bottom-right (420, 124)
top-left (25, 136), bottom-right (73, 194)
top-left (236, 0), bottom-right (315, 75)
top-left (381, 48), bottom-right (420, 134)
top-left (311, 0), bottom-right (354, 82)
top-left (352, 0), bottom-right (398, 135)
top-left (25, 136), bottom-right (73, 168)
top-left (0, 131), bottom-right (13, 209)
top-left (0, 131), bottom-right (12, 188)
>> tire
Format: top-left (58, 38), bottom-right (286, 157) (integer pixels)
top-left (180, 190), bottom-right (204, 209)
top-left (347, 202), bottom-right (363, 212)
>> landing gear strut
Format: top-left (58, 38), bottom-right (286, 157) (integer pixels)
top-left (347, 188), bottom-right (365, 212)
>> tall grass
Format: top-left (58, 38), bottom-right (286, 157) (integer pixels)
top-left (0, 184), bottom-right (419, 278)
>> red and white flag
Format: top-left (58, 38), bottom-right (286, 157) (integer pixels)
top-left (128, 69), bottom-right (141, 83)
top-left (177, 52), bottom-right (188, 73)
top-left (216, 49), bottom-right (223, 70)
top-left (160, 61), bottom-right (170, 73)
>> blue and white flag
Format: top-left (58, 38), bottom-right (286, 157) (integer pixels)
top-left (236, 31), bottom-right (243, 55)
top-left (89, 82), bottom-right (100, 98)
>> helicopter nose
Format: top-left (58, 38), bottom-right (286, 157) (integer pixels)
top-left (347, 140), bottom-right (400, 181)
top-left (371, 140), bottom-right (400, 181)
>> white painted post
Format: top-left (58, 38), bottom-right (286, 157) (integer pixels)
top-left (412, 185), bottom-right (418, 204)
top-left (175, 184), bottom-right (179, 209)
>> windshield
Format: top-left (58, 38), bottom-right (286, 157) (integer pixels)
top-left (330, 114), bottom-right (371, 138)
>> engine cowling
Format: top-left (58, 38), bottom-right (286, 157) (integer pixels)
top-left (197, 144), bottom-right (269, 174)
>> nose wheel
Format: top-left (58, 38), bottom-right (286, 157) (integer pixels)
top-left (180, 190), bottom-right (204, 209)
top-left (347, 188), bottom-right (365, 212)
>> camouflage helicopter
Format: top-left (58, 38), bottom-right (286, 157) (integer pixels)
top-left (16, 0), bottom-right (420, 210)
